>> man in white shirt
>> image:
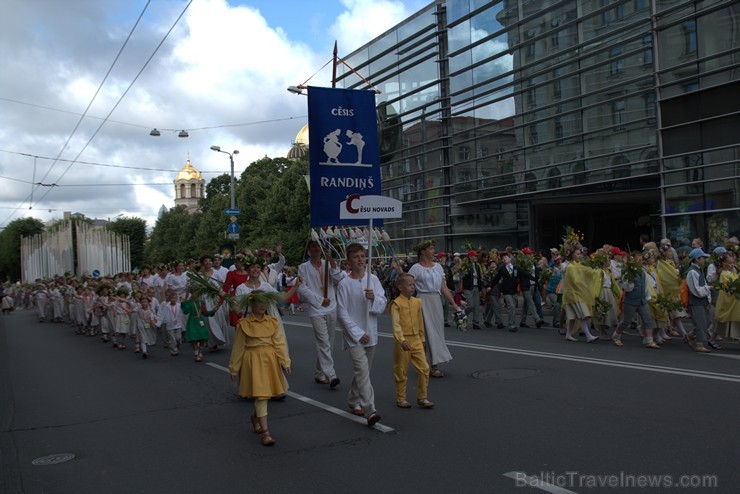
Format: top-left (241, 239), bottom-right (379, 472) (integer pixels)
top-left (212, 255), bottom-right (229, 283)
top-left (298, 240), bottom-right (346, 388)
top-left (336, 243), bottom-right (387, 426)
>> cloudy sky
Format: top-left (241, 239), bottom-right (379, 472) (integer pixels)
top-left (0, 0), bottom-right (428, 230)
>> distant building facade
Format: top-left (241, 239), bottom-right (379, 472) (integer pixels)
top-left (335, 0), bottom-right (739, 252)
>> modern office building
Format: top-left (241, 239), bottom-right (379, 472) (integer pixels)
top-left (335, 0), bottom-right (739, 253)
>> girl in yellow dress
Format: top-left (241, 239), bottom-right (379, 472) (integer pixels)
top-left (228, 291), bottom-right (290, 447)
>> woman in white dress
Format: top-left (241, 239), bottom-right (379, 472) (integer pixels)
top-left (165, 262), bottom-right (189, 302)
top-left (199, 254), bottom-right (228, 351)
top-left (408, 240), bottom-right (464, 378)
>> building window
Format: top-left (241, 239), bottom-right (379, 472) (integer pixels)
top-left (547, 167), bottom-right (562, 189)
top-left (458, 146), bottom-right (471, 161)
top-left (553, 77), bottom-right (562, 99)
top-left (527, 79), bottom-right (537, 107)
top-left (644, 92), bottom-right (656, 119)
top-left (554, 117), bottom-right (564, 139)
top-left (610, 47), bottom-right (623, 76)
top-left (529, 125), bottom-right (539, 144)
top-left (683, 20), bottom-right (698, 55)
top-left (634, 0), bottom-right (647, 11)
top-left (612, 99), bottom-right (626, 129)
top-left (477, 146), bottom-right (489, 158)
top-left (642, 35), bottom-right (653, 65)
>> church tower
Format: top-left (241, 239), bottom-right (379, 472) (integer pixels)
top-left (174, 157), bottom-right (205, 213)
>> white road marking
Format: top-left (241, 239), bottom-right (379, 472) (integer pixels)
top-left (205, 362), bottom-right (394, 432)
top-left (442, 339), bottom-right (740, 383)
top-left (503, 472), bottom-right (578, 494)
top-left (281, 320), bottom-right (740, 383)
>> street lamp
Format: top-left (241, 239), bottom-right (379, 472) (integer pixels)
top-left (210, 145), bottom-right (239, 210)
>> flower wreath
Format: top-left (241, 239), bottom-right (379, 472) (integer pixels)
top-left (414, 239), bottom-right (436, 255)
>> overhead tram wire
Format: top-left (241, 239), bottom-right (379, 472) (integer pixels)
top-left (0, 0), bottom-right (153, 227)
top-left (33, 0), bottom-right (194, 206)
top-left (32, 0), bottom-right (153, 202)
top-left (0, 0), bottom-right (194, 229)
top-left (0, 97), bottom-right (306, 134)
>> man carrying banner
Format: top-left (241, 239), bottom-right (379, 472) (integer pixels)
top-left (298, 239), bottom-right (346, 388)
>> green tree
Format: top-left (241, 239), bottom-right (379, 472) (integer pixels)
top-left (145, 206), bottom-right (198, 263)
top-left (107, 216), bottom-right (147, 270)
top-left (0, 217), bottom-right (45, 281)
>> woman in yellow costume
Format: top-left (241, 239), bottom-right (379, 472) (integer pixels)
top-left (714, 253), bottom-right (739, 340)
top-left (592, 248), bottom-right (620, 338)
top-left (560, 228), bottom-right (601, 342)
top-left (655, 241), bottom-right (691, 346)
top-left (642, 245), bottom-right (670, 345)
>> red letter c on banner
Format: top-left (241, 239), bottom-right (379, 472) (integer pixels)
top-left (346, 194), bottom-right (360, 214)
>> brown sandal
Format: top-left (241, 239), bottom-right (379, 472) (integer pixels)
top-left (261, 430), bottom-right (275, 446)
top-left (250, 414), bottom-right (262, 434)
top-left (396, 400), bottom-right (412, 408)
top-left (417, 399), bottom-right (435, 409)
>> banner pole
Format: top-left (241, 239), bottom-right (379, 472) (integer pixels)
top-left (365, 218), bottom-right (373, 330)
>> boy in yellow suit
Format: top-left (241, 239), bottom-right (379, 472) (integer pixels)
top-left (390, 273), bottom-right (434, 409)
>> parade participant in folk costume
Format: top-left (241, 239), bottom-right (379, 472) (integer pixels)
top-left (545, 248), bottom-right (564, 330)
top-left (591, 248), bottom-right (620, 338)
top-left (156, 290), bottom-right (185, 356)
top-left (642, 245), bottom-right (671, 344)
top-left (408, 240), bottom-right (463, 378)
top-left (136, 297), bottom-right (157, 359)
top-left (438, 252), bottom-right (455, 327)
top-left (612, 250), bottom-right (660, 349)
top-left (559, 227), bottom-right (600, 343)
top-left (152, 264), bottom-right (168, 302)
top-left (714, 252), bottom-right (739, 341)
top-left (656, 240), bottom-right (691, 344)
top-left (297, 239), bottom-right (345, 388)
top-left (198, 253), bottom-right (228, 352)
top-left (221, 254), bottom-right (250, 327)
top-left (459, 249), bottom-right (483, 330)
top-left (35, 283), bottom-right (50, 322)
top-left (516, 247), bottom-right (546, 329)
top-left (256, 244), bottom-right (286, 288)
top-left (336, 243), bottom-right (387, 426)
top-left (92, 285), bottom-right (112, 342)
top-left (234, 254), bottom-right (303, 345)
top-left (483, 250), bottom-right (505, 329)
top-left (685, 248), bottom-right (713, 353)
top-left (229, 291), bottom-right (291, 447)
top-left (165, 261), bottom-right (189, 302)
top-left (138, 265), bottom-right (155, 290)
top-left (390, 273), bottom-right (433, 410)
top-left (111, 288), bottom-right (134, 350)
top-left (487, 253), bottom-right (519, 331)
top-left (212, 254), bottom-right (229, 282)
top-left (181, 291), bottom-right (218, 362)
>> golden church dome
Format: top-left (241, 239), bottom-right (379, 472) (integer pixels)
top-left (287, 123), bottom-right (309, 160)
top-left (295, 124), bottom-right (309, 145)
top-left (175, 159), bottom-right (203, 181)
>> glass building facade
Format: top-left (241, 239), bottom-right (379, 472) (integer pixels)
top-left (336, 0), bottom-right (740, 253)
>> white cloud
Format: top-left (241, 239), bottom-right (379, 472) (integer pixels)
top-left (0, 0), bottom-right (419, 232)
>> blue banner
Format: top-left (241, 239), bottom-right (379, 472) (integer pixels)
top-left (308, 86), bottom-right (381, 227)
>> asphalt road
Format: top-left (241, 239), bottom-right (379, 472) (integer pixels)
top-left (1, 307), bottom-right (739, 494)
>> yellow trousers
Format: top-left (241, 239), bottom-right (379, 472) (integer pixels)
top-left (393, 335), bottom-right (430, 402)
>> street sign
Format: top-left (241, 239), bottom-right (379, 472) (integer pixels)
top-left (92, 269), bottom-right (100, 277)
top-left (227, 222), bottom-right (240, 233)
top-left (227, 233), bottom-right (240, 240)
top-left (224, 209), bottom-right (241, 215)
